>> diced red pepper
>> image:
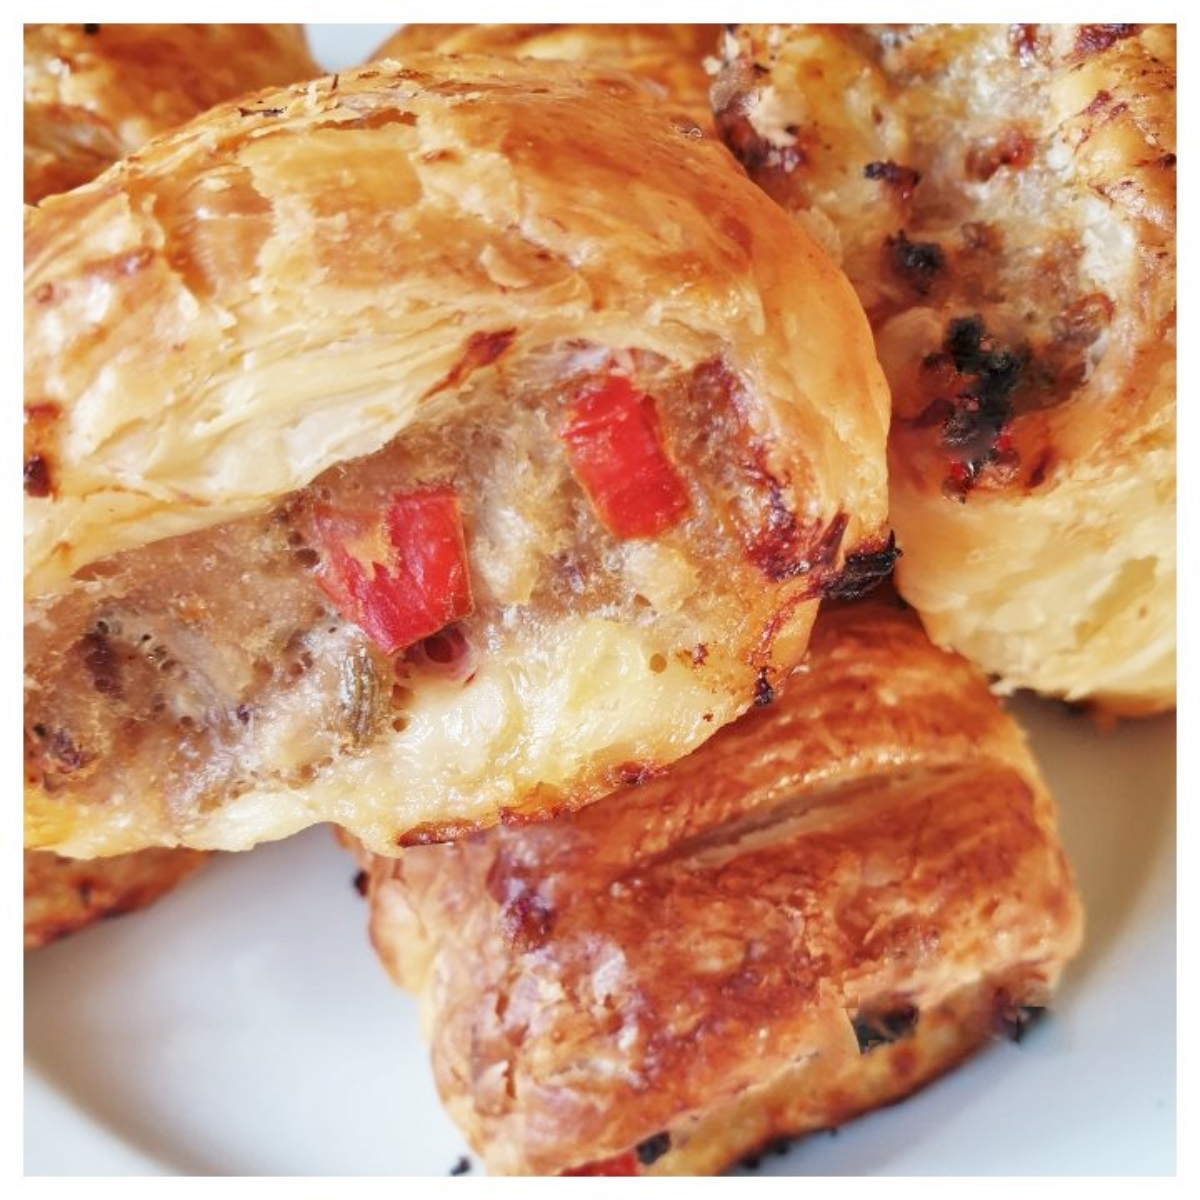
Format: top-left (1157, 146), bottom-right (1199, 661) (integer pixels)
top-left (563, 1150), bottom-right (639, 1176)
top-left (310, 486), bottom-right (473, 655)
top-left (560, 375), bottom-right (690, 539)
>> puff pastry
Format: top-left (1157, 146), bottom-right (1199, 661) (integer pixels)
top-left (357, 599), bottom-right (1083, 1174)
top-left (24, 57), bottom-right (890, 858)
top-left (24, 23), bottom-right (316, 946)
top-left (24, 23), bottom-right (318, 205)
top-left (23, 845), bottom-right (206, 951)
top-left (714, 24), bottom-right (1176, 715)
top-left (373, 24), bottom-right (719, 131)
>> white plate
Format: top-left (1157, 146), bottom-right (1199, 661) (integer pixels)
top-left (23, 25), bottom-right (1177, 1177)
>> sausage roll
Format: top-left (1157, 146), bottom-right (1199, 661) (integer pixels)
top-left (24, 23), bottom-right (317, 946)
top-left (373, 24), bottom-right (719, 132)
top-left (24, 57), bottom-right (891, 859)
top-left (24, 23), bottom-right (318, 205)
top-left (714, 24), bottom-right (1176, 716)
top-left (357, 599), bottom-right (1083, 1174)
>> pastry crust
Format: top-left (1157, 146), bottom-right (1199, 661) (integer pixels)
top-left (23, 846), bottom-right (207, 951)
top-left (714, 24), bottom-right (1176, 715)
top-left (24, 56), bottom-right (890, 857)
top-left (358, 600), bottom-right (1083, 1175)
top-left (373, 24), bottom-right (719, 132)
top-left (24, 23), bottom-right (318, 205)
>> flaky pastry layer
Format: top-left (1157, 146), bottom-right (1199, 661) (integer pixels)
top-left (24, 23), bottom-right (318, 205)
top-left (373, 24), bottom-right (719, 133)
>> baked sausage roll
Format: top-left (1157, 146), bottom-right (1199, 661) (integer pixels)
top-left (24, 24), bottom-right (317, 946)
top-left (24, 57), bottom-right (890, 858)
top-left (714, 24), bottom-right (1176, 716)
top-left (373, 24), bottom-right (719, 132)
top-left (357, 600), bottom-right (1083, 1175)
top-left (24, 23), bottom-right (318, 205)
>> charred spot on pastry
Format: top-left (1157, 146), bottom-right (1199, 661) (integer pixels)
top-left (635, 1132), bottom-right (671, 1166)
top-left (739, 1136), bottom-right (791, 1170)
top-left (944, 316), bottom-right (1015, 377)
top-left (863, 160), bottom-right (921, 202)
top-left (753, 668), bottom-right (775, 707)
top-left (851, 1003), bottom-right (919, 1053)
top-left (823, 532), bottom-right (900, 601)
top-left (993, 994), bottom-right (1047, 1042)
top-left (237, 105), bottom-right (286, 118)
top-left (1075, 24), bottom-right (1139, 57)
top-left (82, 23), bottom-right (100, 35)
top-left (884, 232), bottom-right (944, 296)
top-left (352, 869), bottom-right (369, 897)
top-left (919, 316), bottom-right (1028, 497)
top-left (24, 454), bottom-right (54, 498)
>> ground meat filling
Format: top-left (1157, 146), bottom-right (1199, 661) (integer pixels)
top-left (24, 348), bottom-right (830, 838)
top-left (717, 26), bottom-right (1139, 505)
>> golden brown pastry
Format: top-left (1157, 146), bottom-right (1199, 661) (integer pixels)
top-left (24, 24), bottom-right (317, 947)
top-left (24, 23), bottom-right (318, 205)
top-left (373, 24), bottom-right (719, 131)
top-left (24, 56), bottom-right (891, 859)
top-left (23, 845), bottom-right (206, 951)
top-left (714, 24), bottom-right (1176, 715)
top-left (358, 599), bottom-right (1083, 1174)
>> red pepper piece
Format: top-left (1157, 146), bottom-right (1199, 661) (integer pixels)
top-left (311, 486), bottom-right (473, 655)
top-left (561, 375), bottom-right (690, 539)
top-left (563, 1150), bottom-right (639, 1176)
